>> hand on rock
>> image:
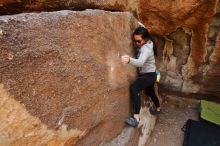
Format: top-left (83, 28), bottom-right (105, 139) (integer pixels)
top-left (121, 55), bottom-right (130, 64)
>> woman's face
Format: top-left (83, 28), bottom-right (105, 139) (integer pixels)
top-left (133, 34), bottom-right (146, 48)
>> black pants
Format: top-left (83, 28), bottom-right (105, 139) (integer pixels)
top-left (130, 72), bottom-right (160, 114)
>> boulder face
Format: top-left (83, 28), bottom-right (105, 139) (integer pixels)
top-left (0, 10), bottom-right (139, 145)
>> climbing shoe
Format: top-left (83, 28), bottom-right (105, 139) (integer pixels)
top-left (125, 116), bottom-right (139, 127)
top-left (149, 106), bottom-right (162, 115)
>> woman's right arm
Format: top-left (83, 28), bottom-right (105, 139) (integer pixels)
top-left (129, 45), bottom-right (151, 67)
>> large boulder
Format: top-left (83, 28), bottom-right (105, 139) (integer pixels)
top-left (0, 9), bottom-right (151, 146)
top-left (139, 0), bottom-right (220, 100)
top-left (2, 0), bottom-right (220, 100)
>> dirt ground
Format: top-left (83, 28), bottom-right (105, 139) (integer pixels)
top-left (146, 95), bottom-right (199, 146)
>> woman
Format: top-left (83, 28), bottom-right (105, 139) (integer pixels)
top-left (121, 26), bottom-right (161, 127)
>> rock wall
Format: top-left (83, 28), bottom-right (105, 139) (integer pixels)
top-left (1, 0), bottom-right (220, 145)
top-left (139, 0), bottom-right (220, 100)
top-left (2, 0), bottom-right (220, 99)
top-left (0, 10), bottom-right (146, 146)
top-left (199, 2), bottom-right (220, 99)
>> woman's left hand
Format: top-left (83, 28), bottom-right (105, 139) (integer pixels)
top-left (121, 55), bottom-right (130, 64)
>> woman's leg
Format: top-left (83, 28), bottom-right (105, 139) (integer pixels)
top-left (130, 75), bottom-right (155, 120)
top-left (131, 81), bottom-right (140, 114)
top-left (145, 85), bottom-right (161, 111)
top-left (130, 80), bottom-right (141, 121)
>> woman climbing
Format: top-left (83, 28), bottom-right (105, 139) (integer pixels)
top-left (121, 26), bottom-right (161, 127)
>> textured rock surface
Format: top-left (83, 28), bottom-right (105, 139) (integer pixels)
top-left (2, 0), bottom-right (220, 99)
top-left (0, 0), bottom-right (125, 14)
top-left (0, 84), bottom-right (85, 146)
top-left (1, 0), bottom-right (220, 145)
top-left (139, 0), bottom-right (217, 35)
top-left (200, 3), bottom-right (220, 100)
top-left (139, 0), bottom-right (220, 100)
top-left (0, 0), bottom-right (139, 16)
top-left (0, 10), bottom-right (150, 146)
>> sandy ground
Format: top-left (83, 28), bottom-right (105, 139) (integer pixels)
top-left (146, 95), bottom-right (199, 146)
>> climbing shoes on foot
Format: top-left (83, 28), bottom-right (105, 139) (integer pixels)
top-left (149, 106), bottom-right (162, 115)
top-left (125, 116), bottom-right (139, 127)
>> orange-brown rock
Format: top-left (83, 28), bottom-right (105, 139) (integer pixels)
top-left (139, 0), bottom-right (217, 35)
top-left (199, 2), bottom-right (220, 100)
top-left (0, 10), bottom-right (142, 145)
top-left (0, 0), bottom-right (130, 15)
top-left (138, 0), bottom-right (220, 99)
top-left (1, 1), bottom-right (220, 145)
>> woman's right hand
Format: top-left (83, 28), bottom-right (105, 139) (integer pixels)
top-left (121, 55), bottom-right (130, 64)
